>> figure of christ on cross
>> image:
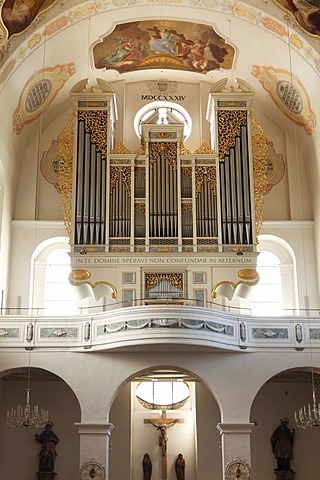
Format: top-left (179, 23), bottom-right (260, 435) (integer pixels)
top-left (144, 410), bottom-right (184, 480)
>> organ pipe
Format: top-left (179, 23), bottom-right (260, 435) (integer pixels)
top-left (219, 117), bottom-right (253, 245)
top-left (74, 117), bottom-right (108, 245)
top-left (148, 143), bottom-right (178, 239)
top-left (109, 168), bottom-right (131, 238)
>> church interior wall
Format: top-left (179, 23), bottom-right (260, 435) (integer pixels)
top-left (14, 134), bottom-right (41, 220)
top-left (195, 381), bottom-right (221, 480)
top-left (111, 80), bottom-right (126, 147)
top-left (7, 221), bottom-right (66, 309)
top-left (198, 81), bottom-right (212, 147)
top-left (253, 110), bottom-right (290, 221)
top-left (109, 382), bottom-right (131, 480)
top-left (284, 131), bottom-right (314, 221)
top-left (260, 221), bottom-right (319, 309)
top-left (0, 183), bottom-right (11, 307)
top-left (13, 108), bottom-right (71, 221)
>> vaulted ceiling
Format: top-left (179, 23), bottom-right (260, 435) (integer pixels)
top-left (0, 0), bottom-right (319, 215)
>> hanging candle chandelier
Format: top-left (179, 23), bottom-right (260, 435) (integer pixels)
top-left (6, 387), bottom-right (49, 428)
top-left (295, 386), bottom-right (320, 429)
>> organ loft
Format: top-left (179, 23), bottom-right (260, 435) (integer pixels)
top-left (60, 77), bottom-right (267, 307)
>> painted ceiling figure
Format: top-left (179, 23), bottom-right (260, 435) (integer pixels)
top-left (148, 28), bottom-right (179, 55)
top-left (1, 0), bottom-right (53, 36)
top-left (278, 0), bottom-right (320, 35)
top-left (93, 20), bottom-right (234, 74)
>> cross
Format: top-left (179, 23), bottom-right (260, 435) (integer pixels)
top-left (144, 410), bottom-right (184, 479)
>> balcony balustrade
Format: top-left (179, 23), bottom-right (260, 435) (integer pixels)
top-left (0, 299), bottom-right (319, 352)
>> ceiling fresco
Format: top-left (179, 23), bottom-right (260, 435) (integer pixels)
top-left (93, 20), bottom-right (235, 74)
top-left (273, 0), bottom-right (320, 36)
top-left (0, 0), bottom-right (58, 43)
top-left (0, 1), bottom-right (320, 80)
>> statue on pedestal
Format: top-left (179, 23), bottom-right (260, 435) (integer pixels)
top-left (271, 418), bottom-right (295, 480)
top-left (35, 422), bottom-right (59, 480)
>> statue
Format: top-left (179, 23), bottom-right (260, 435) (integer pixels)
top-left (158, 427), bottom-right (168, 457)
top-left (271, 418), bottom-right (295, 471)
top-left (142, 453), bottom-right (152, 480)
top-left (175, 453), bottom-right (185, 480)
top-left (35, 422), bottom-right (59, 474)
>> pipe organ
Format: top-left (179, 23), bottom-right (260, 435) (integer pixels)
top-left (218, 110), bottom-right (253, 246)
top-left (68, 78), bottom-right (263, 302)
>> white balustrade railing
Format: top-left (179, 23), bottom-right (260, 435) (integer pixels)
top-left (0, 302), bottom-right (319, 352)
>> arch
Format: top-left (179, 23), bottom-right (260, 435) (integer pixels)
top-left (108, 365), bottom-right (222, 480)
top-left (257, 234), bottom-right (296, 264)
top-left (29, 236), bottom-right (74, 313)
top-left (254, 234), bottom-right (298, 313)
top-left (32, 236), bottom-right (70, 263)
top-left (250, 366), bottom-right (320, 479)
top-left (134, 101), bottom-right (192, 140)
top-left (107, 365), bottom-right (223, 412)
top-left (0, 365), bottom-right (81, 480)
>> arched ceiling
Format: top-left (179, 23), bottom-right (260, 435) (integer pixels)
top-left (0, 0), bottom-right (319, 191)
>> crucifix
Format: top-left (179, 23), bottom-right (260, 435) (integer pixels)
top-left (144, 410), bottom-right (184, 479)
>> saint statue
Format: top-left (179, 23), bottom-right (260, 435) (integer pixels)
top-left (270, 417), bottom-right (295, 471)
top-left (35, 422), bottom-right (59, 473)
top-left (175, 453), bottom-right (185, 480)
top-left (142, 453), bottom-right (152, 480)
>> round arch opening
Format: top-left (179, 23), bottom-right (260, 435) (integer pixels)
top-left (250, 367), bottom-right (320, 479)
top-left (134, 102), bottom-right (192, 140)
top-left (0, 366), bottom-right (81, 479)
top-left (109, 367), bottom-right (222, 480)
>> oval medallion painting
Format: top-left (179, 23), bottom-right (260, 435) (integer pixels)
top-left (93, 20), bottom-right (235, 75)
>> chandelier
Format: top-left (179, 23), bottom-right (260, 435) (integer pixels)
top-left (6, 360), bottom-right (49, 429)
top-left (295, 383), bottom-right (320, 429)
top-left (6, 387), bottom-right (49, 428)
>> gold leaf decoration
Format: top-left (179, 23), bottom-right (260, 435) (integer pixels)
top-left (194, 142), bottom-right (214, 154)
top-left (57, 112), bottom-right (75, 240)
top-left (251, 114), bottom-right (268, 236)
top-left (111, 142), bottom-right (131, 154)
top-left (217, 110), bottom-right (247, 161)
top-left (78, 110), bottom-right (109, 158)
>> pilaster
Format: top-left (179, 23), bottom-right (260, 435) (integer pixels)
top-left (76, 422), bottom-right (114, 479)
top-left (217, 422), bottom-right (256, 474)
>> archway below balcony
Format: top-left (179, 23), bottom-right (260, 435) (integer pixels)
top-left (109, 367), bottom-right (222, 480)
top-left (0, 367), bottom-right (81, 480)
top-left (250, 368), bottom-right (320, 480)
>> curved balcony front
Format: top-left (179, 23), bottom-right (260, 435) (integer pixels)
top-left (0, 302), bottom-right (319, 352)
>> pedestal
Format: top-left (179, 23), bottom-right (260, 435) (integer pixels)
top-left (273, 470), bottom-right (295, 480)
top-left (36, 472), bottom-right (57, 480)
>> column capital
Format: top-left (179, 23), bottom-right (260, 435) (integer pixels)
top-left (216, 422), bottom-right (256, 435)
top-left (75, 422), bottom-right (115, 436)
